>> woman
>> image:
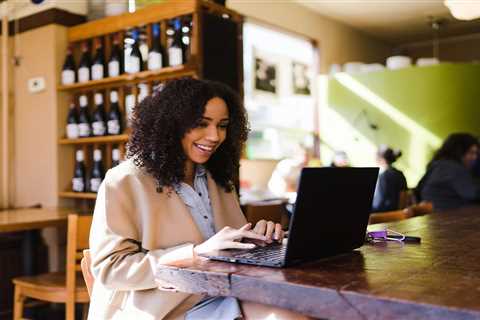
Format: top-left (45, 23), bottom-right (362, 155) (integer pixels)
top-left (88, 79), bottom-right (301, 319)
top-left (372, 146), bottom-right (407, 212)
top-left (417, 133), bottom-right (480, 211)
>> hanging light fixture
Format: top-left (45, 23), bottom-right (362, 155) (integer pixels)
top-left (444, 0), bottom-right (480, 20)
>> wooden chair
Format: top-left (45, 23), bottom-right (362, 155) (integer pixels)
top-left (243, 200), bottom-right (289, 229)
top-left (12, 214), bottom-right (92, 320)
top-left (369, 208), bottom-right (414, 224)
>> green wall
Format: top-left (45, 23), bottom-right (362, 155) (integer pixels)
top-left (320, 63), bottom-right (480, 186)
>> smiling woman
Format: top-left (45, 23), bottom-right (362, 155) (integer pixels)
top-left (87, 78), bottom-right (289, 319)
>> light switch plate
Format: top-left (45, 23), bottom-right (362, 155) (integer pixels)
top-left (28, 77), bottom-right (46, 93)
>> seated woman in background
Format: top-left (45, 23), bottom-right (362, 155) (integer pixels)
top-left (416, 132), bottom-right (480, 211)
top-left (330, 150), bottom-right (350, 167)
top-left (88, 79), bottom-right (307, 319)
top-left (372, 146), bottom-right (407, 212)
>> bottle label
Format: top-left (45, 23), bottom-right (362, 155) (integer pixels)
top-left (62, 70), bottom-right (75, 85)
top-left (148, 52), bottom-right (163, 70)
top-left (92, 121), bottom-right (106, 136)
top-left (107, 120), bottom-right (121, 135)
top-left (78, 67), bottom-right (90, 83)
top-left (125, 56), bottom-right (141, 74)
top-left (90, 178), bottom-right (102, 193)
top-left (125, 94), bottom-right (135, 127)
top-left (72, 177), bottom-right (85, 192)
top-left (168, 47), bottom-right (183, 67)
top-left (91, 64), bottom-right (104, 80)
top-left (66, 124), bottom-right (79, 139)
top-left (78, 123), bottom-right (91, 137)
top-left (108, 60), bottom-right (120, 77)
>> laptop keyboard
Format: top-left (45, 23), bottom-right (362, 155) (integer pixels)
top-left (231, 243), bottom-right (286, 262)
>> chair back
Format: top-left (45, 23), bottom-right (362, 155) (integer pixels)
top-left (243, 200), bottom-right (288, 227)
top-left (66, 214), bottom-right (92, 304)
top-left (369, 208), bottom-right (414, 224)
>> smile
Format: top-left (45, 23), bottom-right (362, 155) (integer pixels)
top-left (194, 143), bottom-right (215, 154)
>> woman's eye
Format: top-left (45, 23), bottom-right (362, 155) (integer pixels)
top-left (219, 123), bottom-right (229, 129)
top-left (196, 122), bottom-right (208, 128)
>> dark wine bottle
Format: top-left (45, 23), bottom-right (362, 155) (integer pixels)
top-left (78, 95), bottom-right (91, 137)
top-left (148, 23), bottom-right (164, 71)
top-left (72, 150), bottom-right (86, 192)
top-left (61, 45), bottom-right (76, 85)
top-left (91, 37), bottom-right (105, 80)
top-left (181, 16), bottom-right (192, 63)
top-left (107, 90), bottom-right (122, 135)
top-left (66, 102), bottom-right (79, 139)
top-left (77, 41), bottom-right (91, 83)
top-left (108, 33), bottom-right (124, 77)
top-left (112, 147), bottom-right (121, 167)
top-left (89, 149), bottom-right (104, 193)
top-left (125, 29), bottom-right (143, 74)
top-left (92, 93), bottom-right (107, 136)
top-left (168, 18), bottom-right (183, 67)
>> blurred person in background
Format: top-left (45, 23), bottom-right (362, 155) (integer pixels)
top-left (416, 132), bottom-right (480, 211)
top-left (330, 150), bottom-right (350, 167)
top-left (372, 145), bottom-right (407, 212)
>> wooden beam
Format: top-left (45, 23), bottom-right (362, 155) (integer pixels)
top-left (1, 2), bottom-right (9, 208)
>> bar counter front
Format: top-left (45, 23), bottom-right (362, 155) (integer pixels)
top-left (157, 206), bottom-right (480, 320)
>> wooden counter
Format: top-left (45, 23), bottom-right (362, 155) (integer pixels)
top-left (157, 206), bottom-right (480, 319)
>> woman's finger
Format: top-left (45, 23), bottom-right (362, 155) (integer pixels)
top-left (274, 223), bottom-right (283, 242)
top-left (239, 229), bottom-right (267, 241)
top-left (224, 241), bottom-right (256, 250)
top-left (253, 220), bottom-right (267, 235)
top-left (265, 221), bottom-right (275, 243)
top-left (239, 223), bottom-right (253, 231)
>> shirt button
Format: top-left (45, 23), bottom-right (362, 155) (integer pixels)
top-left (203, 216), bottom-right (208, 219)
top-left (198, 192), bottom-right (202, 196)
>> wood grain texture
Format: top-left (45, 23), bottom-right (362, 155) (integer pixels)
top-left (158, 206), bottom-right (480, 320)
top-left (0, 208), bottom-right (71, 233)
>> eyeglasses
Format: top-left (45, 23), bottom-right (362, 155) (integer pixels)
top-left (366, 229), bottom-right (405, 243)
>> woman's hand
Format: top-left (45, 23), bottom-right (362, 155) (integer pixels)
top-left (252, 220), bottom-right (284, 244)
top-left (193, 223), bottom-right (266, 256)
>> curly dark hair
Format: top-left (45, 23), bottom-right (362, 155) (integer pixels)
top-left (127, 78), bottom-right (249, 192)
top-left (429, 132), bottom-right (479, 166)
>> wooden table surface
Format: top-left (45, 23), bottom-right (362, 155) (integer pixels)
top-left (157, 206), bottom-right (480, 320)
top-left (0, 207), bottom-right (71, 233)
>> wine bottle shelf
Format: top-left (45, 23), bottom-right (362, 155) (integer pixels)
top-left (59, 134), bottom-right (129, 145)
top-left (58, 65), bottom-right (197, 91)
top-left (59, 191), bottom-right (97, 200)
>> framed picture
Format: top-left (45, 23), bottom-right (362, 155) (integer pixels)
top-left (254, 57), bottom-right (277, 94)
top-left (292, 61), bottom-right (311, 95)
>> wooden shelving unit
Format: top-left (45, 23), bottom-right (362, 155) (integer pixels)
top-left (58, 0), bottom-right (244, 208)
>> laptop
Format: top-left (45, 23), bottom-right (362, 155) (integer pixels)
top-left (200, 167), bottom-right (379, 267)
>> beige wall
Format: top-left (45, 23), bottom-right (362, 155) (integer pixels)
top-left (228, 0), bottom-right (392, 73)
top-left (6, 0), bottom-right (87, 20)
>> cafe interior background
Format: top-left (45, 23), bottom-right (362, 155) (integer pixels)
top-left (0, 0), bottom-right (479, 318)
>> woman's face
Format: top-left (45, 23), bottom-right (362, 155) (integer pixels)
top-left (463, 144), bottom-right (479, 168)
top-left (181, 97), bottom-right (229, 165)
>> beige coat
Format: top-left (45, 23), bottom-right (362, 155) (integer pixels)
top-left (88, 159), bottom-right (246, 319)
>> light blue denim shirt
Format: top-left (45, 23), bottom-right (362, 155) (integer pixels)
top-left (175, 165), bottom-right (242, 320)
top-left (174, 165), bottom-right (216, 240)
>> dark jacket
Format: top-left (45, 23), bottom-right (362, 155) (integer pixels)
top-left (372, 167), bottom-right (407, 212)
top-left (419, 159), bottom-right (480, 211)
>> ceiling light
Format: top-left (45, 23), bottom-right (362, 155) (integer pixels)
top-left (444, 0), bottom-right (480, 20)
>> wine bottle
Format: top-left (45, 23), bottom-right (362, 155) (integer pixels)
top-left (61, 45), bottom-right (76, 85)
top-left (125, 29), bottom-right (143, 74)
top-left (125, 92), bottom-right (135, 128)
top-left (137, 83), bottom-right (149, 103)
top-left (148, 23), bottom-right (164, 71)
top-left (77, 41), bottom-right (91, 83)
top-left (168, 18), bottom-right (183, 67)
top-left (107, 90), bottom-right (122, 135)
top-left (66, 102), bottom-right (79, 139)
top-left (72, 150), bottom-right (86, 192)
top-left (108, 33), bottom-right (123, 77)
top-left (91, 93), bottom-right (107, 136)
top-left (89, 149), bottom-right (104, 193)
top-left (181, 16), bottom-right (192, 63)
top-left (112, 147), bottom-right (121, 167)
top-left (91, 38), bottom-right (105, 80)
top-left (78, 95), bottom-right (91, 137)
